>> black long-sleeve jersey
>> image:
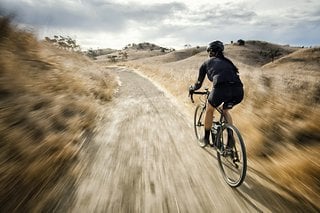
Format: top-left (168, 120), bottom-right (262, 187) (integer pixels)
top-left (193, 56), bottom-right (242, 90)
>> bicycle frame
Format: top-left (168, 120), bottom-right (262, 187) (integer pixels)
top-left (190, 88), bottom-right (247, 187)
top-left (191, 89), bottom-right (226, 126)
top-left (191, 89), bottom-right (227, 148)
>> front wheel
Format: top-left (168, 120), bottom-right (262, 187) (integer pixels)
top-left (217, 124), bottom-right (247, 187)
top-left (194, 105), bottom-right (207, 147)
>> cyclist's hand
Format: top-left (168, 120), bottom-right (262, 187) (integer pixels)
top-left (188, 85), bottom-right (195, 103)
top-left (188, 85), bottom-right (195, 95)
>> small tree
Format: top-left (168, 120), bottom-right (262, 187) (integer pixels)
top-left (45, 35), bottom-right (80, 51)
top-left (122, 52), bottom-right (128, 60)
top-left (268, 49), bottom-right (281, 62)
top-left (237, 39), bottom-right (245, 46)
top-left (86, 49), bottom-right (98, 59)
top-left (108, 55), bottom-right (117, 62)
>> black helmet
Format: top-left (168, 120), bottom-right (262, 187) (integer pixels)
top-left (207, 40), bottom-right (224, 53)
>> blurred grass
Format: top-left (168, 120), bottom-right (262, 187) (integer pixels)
top-left (0, 17), bottom-right (117, 211)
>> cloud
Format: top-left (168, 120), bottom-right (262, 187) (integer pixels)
top-left (1, 0), bottom-right (186, 32)
top-left (196, 4), bottom-right (257, 25)
top-left (132, 0), bottom-right (320, 47)
top-left (1, 0), bottom-right (319, 49)
top-left (134, 3), bottom-right (259, 45)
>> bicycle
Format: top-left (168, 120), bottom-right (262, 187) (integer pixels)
top-left (189, 88), bottom-right (247, 187)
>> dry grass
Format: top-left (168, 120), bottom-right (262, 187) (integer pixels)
top-left (0, 17), bottom-right (117, 212)
top-left (121, 42), bottom-right (320, 208)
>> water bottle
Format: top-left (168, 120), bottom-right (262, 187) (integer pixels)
top-left (212, 122), bottom-right (219, 135)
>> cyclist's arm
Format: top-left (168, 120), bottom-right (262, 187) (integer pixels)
top-left (193, 63), bottom-right (206, 90)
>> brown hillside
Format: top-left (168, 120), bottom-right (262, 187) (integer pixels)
top-left (263, 47), bottom-right (320, 71)
top-left (225, 40), bottom-right (300, 67)
top-left (140, 47), bottom-right (206, 63)
top-left (96, 42), bottom-right (173, 62)
top-left (124, 40), bottom-right (299, 68)
top-left (261, 47), bottom-right (320, 104)
top-left (97, 48), bottom-right (167, 62)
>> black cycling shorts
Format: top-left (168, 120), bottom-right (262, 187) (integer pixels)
top-left (208, 86), bottom-right (244, 109)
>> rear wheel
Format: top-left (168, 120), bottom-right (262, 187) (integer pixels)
top-left (194, 105), bottom-right (207, 147)
top-left (217, 124), bottom-right (247, 187)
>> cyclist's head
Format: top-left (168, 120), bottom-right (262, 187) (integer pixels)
top-left (207, 40), bottom-right (224, 57)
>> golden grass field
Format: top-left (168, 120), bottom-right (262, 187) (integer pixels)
top-left (122, 42), bottom-right (320, 208)
top-left (1, 15), bottom-right (319, 211)
top-left (0, 17), bottom-right (117, 211)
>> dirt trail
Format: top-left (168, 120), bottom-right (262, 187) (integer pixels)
top-left (70, 67), bottom-right (318, 212)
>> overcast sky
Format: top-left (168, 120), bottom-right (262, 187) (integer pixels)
top-left (1, 0), bottom-right (319, 50)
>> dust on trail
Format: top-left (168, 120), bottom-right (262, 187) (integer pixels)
top-left (70, 67), bottom-right (317, 213)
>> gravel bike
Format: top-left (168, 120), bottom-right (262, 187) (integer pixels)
top-left (190, 88), bottom-right (247, 187)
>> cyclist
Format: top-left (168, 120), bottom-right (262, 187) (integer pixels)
top-left (189, 40), bottom-right (244, 146)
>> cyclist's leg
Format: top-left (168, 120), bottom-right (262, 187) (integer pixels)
top-left (205, 88), bottom-right (223, 143)
top-left (199, 102), bottom-right (214, 144)
top-left (222, 86), bottom-right (244, 148)
top-left (222, 86), bottom-right (244, 124)
top-left (222, 105), bottom-right (235, 148)
top-left (222, 87), bottom-right (234, 124)
top-left (204, 102), bottom-right (214, 131)
top-left (223, 108), bottom-right (235, 148)
top-left (207, 87), bottom-right (224, 128)
top-left (223, 109), bottom-right (233, 124)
